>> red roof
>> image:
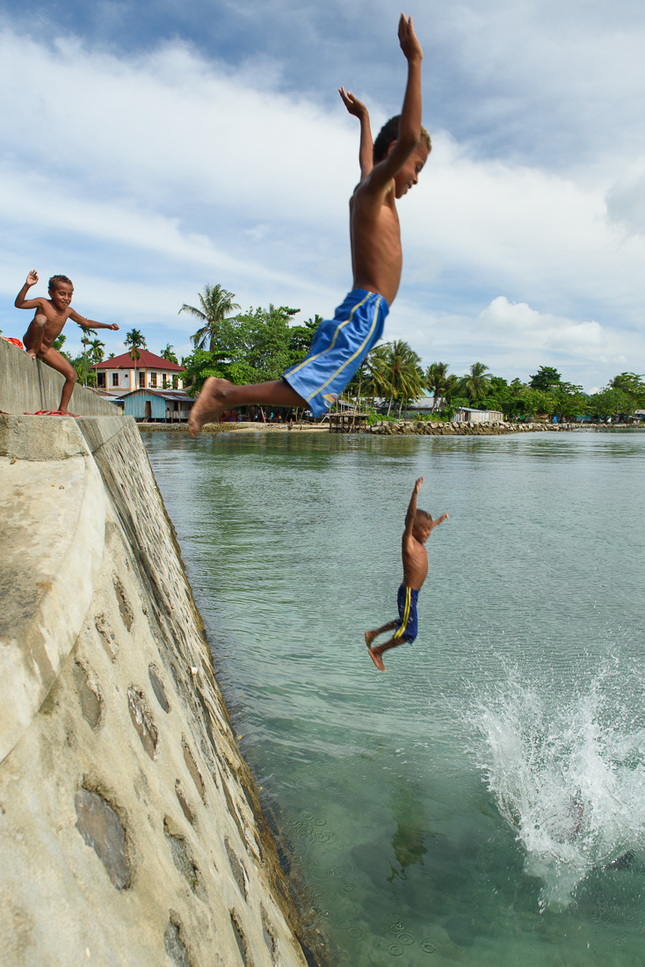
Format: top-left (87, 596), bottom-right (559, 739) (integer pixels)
top-left (92, 349), bottom-right (184, 371)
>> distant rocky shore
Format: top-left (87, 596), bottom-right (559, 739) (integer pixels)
top-left (138, 419), bottom-right (584, 435)
top-left (364, 419), bottom-right (583, 435)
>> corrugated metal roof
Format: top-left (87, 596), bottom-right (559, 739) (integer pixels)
top-left (121, 389), bottom-right (193, 402)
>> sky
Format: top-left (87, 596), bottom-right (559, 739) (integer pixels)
top-left (2, 0), bottom-right (645, 393)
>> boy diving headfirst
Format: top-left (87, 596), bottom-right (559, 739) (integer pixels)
top-left (189, 14), bottom-right (430, 435)
top-left (365, 478), bottom-right (448, 672)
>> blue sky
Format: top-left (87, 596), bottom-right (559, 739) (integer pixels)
top-left (2, 0), bottom-right (645, 392)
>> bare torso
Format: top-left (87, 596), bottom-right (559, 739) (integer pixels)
top-left (24, 301), bottom-right (72, 351)
top-left (401, 533), bottom-right (428, 590)
top-left (349, 181), bottom-right (402, 307)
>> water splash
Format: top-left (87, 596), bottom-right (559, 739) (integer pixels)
top-left (470, 665), bottom-right (645, 909)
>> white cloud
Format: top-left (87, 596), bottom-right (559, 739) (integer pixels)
top-left (1, 8), bottom-right (645, 392)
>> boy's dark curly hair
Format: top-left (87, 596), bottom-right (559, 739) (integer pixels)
top-left (373, 114), bottom-right (432, 163)
top-left (48, 274), bottom-right (73, 290)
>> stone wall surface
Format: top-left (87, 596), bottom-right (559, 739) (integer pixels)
top-left (365, 419), bottom-right (582, 435)
top-left (0, 337), bottom-right (118, 416)
top-left (0, 414), bottom-right (309, 967)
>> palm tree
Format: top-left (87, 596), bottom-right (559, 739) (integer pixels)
top-left (365, 345), bottom-right (393, 408)
top-left (179, 284), bottom-right (240, 352)
top-left (389, 341), bottom-right (425, 416)
top-left (458, 362), bottom-right (492, 403)
top-left (89, 338), bottom-right (105, 365)
top-left (160, 344), bottom-right (179, 364)
top-left (79, 327), bottom-right (95, 386)
top-left (425, 362), bottom-right (451, 411)
top-left (368, 341), bottom-right (424, 416)
top-left (125, 329), bottom-right (147, 389)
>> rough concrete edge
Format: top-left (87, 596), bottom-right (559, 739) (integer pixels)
top-left (0, 419), bottom-right (106, 764)
top-left (90, 417), bottom-right (326, 965)
top-left (0, 337), bottom-right (119, 416)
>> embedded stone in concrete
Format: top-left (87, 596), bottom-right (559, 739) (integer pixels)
top-left (225, 838), bottom-right (248, 901)
top-left (73, 662), bottom-right (102, 729)
top-left (148, 664), bottom-right (170, 713)
top-left (127, 687), bottom-right (158, 759)
top-left (1, 415), bottom-right (312, 966)
top-left (113, 577), bottom-right (134, 631)
top-left (164, 917), bottom-right (194, 967)
top-left (183, 739), bottom-right (206, 803)
top-left (164, 821), bottom-right (202, 894)
top-left (230, 911), bottom-right (249, 967)
top-left (262, 907), bottom-right (278, 960)
top-left (95, 613), bottom-right (117, 661)
top-left (74, 788), bottom-right (130, 890)
top-left (195, 686), bottom-right (217, 749)
top-left (175, 780), bottom-right (195, 825)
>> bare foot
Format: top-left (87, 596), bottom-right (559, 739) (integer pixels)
top-left (365, 633), bottom-right (386, 671)
top-left (188, 378), bottom-right (233, 437)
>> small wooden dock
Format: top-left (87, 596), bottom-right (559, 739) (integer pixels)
top-left (328, 411), bottom-right (368, 433)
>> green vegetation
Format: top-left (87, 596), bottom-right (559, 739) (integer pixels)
top-left (89, 280), bottom-right (642, 423)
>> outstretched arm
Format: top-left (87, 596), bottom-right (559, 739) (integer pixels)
top-left (339, 87), bottom-right (373, 180)
top-left (396, 14), bottom-right (423, 154)
top-left (429, 512), bottom-right (449, 534)
top-left (366, 14), bottom-right (424, 193)
top-left (69, 309), bottom-right (119, 332)
top-left (14, 269), bottom-right (43, 310)
top-left (403, 476), bottom-right (424, 537)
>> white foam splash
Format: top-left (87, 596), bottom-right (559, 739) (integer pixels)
top-left (470, 665), bottom-right (645, 909)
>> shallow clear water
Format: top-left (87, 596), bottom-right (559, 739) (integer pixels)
top-left (144, 429), bottom-right (645, 966)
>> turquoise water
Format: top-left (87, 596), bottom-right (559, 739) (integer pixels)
top-left (144, 429), bottom-right (645, 966)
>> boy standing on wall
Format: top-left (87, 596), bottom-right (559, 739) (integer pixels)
top-left (365, 478), bottom-right (448, 672)
top-left (189, 14), bottom-right (430, 435)
top-left (15, 270), bottom-right (119, 415)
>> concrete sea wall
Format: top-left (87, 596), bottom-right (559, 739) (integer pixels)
top-left (0, 337), bottom-right (118, 416)
top-left (0, 413), bottom-right (311, 967)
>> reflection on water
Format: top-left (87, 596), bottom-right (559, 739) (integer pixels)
top-left (145, 429), bottom-right (645, 966)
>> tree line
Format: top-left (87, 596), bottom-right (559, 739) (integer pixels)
top-left (58, 281), bottom-right (645, 422)
top-left (174, 284), bottom-right (645, 422)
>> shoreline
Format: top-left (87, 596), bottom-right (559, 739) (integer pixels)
top-left (134, 419), bottom-right (626, 436)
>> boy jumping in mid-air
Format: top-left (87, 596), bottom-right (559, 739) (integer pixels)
top-left (189, 13), bottom-right (430, 435)
top-left (15, 270), bottom-right (119, 415)
top-left (365, 478), bottom-right (447, 672)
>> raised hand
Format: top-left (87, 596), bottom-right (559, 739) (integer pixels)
top-left (398, 14), bottom-right (423, 61)
top-left (339, 87), bottom-right (368, 119)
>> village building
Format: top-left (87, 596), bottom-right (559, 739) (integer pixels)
top-left (120, 388), bottom-right (194, 423)
top-left (453, 406), bottom-right (505, 423)
top-left (92, 350), bottom-right (185, 397)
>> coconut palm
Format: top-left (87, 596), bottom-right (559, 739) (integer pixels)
top-left (160, 344), bottom-right (179, 364)
top-left (365, 345), bottom-right (393, 408)
top-left (425, 361), bottom-right (451, 411)
top-left (89, 338), bottom-right (105, 365)
top-left (368, 341), bottom-right (424, 416)
top-left (125, 329), bottom-right (147, 388)
top-left (458, 362), bottom-right (492, 403)
top-left (180, 284), bottom-right (240, 353)
top-left (76, 324), bottom-right (103, 386)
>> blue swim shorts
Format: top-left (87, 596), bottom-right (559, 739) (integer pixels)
top-left (393, 585), bottom-right (419, 644)
top-left (283, 289), bottom-right (389, 417)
